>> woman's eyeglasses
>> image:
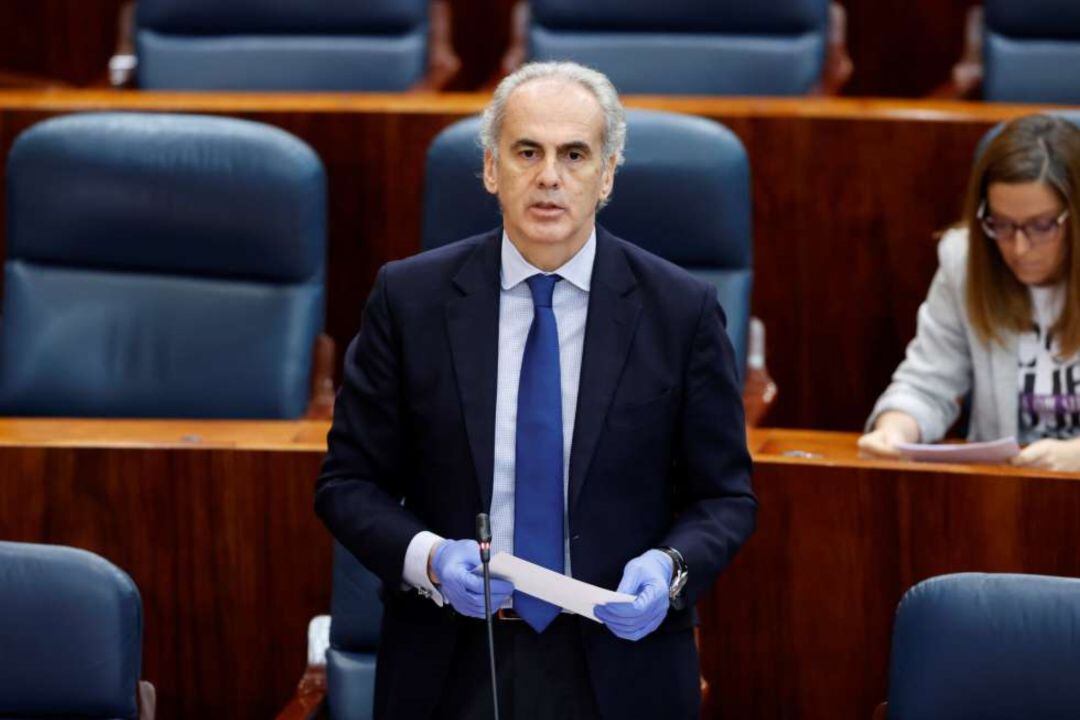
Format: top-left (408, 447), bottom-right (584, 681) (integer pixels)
top-left (978, 200), bottom-right (1069, 245)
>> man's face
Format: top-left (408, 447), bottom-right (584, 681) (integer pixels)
top-left (483, 78), bottom-right (616, 260)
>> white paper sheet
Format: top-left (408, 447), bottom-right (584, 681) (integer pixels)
top-left (488, 552), bottom-right (635, 622)
top-left (895, 436), bottom-right (1020, 463)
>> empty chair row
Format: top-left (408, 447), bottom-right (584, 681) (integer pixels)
top-left (0, 109), bottom-right (761, 419)
top-left (115, 0), bottom-right (851, 95)
top-left (5, 539), bottom-right (1077, 720)
top-left (113, 0), bottom-right (1080, 104)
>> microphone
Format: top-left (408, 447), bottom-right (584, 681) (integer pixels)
top-left (476, 513), bottom-right (500, 720)
top-left (477, 513), bottom-right (492, 562)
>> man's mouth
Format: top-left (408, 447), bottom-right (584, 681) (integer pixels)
top-left (529, 201), bottom-right (565, 218)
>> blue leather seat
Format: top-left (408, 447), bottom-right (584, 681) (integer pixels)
top-left (0, 541), bottom-right (145, 719)
top-left (884, 573), bottom-right (1080, 719)
top-left (135, 0), bottom-right (429, 90)
top-left (0, 112), bottom-right (326, 418)
top-left (326, 541), bottom-right (383, 720)
top-left (526, 0), bottom-right (831, 96)
top-left (984, 0), bottom-right (1080, 103)
top-left (422, 110), bottom-right (753, 376)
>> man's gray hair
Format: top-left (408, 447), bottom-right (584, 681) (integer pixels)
top-left (479, 61), bottom-right (627, 169)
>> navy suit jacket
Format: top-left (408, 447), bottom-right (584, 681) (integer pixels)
top-left (315, 226), bottom-right (756, 719)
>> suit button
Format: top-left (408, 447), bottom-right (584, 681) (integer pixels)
top-left (570, 534), bottom-right (581, 542)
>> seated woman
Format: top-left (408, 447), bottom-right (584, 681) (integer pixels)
top-left (860, 114), bottom-right (1080, 471)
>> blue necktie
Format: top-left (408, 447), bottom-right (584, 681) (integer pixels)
top-left (514, 273), bottom-right (564, 633)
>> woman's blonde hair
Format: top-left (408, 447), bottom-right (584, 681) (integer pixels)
top-left (964, 114), bottom-right (1080, 355)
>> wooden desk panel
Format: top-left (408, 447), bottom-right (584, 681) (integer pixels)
top-left (4, 420), bottom-right (1079, 718)
top-left (0, 93), bottom-right (1058, 431)
top-left (0, 419), bottom-right (331, 720)
top-left (699, 429), bottom-right (1080, 719)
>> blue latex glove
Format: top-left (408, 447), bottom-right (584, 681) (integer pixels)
top-left (431, 539), bottom-right (514, 619)
top-left (594, 549), bottom-right (673, 641)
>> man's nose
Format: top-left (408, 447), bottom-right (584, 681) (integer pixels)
top-left (536, 156), bottom-right (560, 187)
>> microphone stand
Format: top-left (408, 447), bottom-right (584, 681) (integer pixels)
top-left (476, 513), bottom-right (500, 720)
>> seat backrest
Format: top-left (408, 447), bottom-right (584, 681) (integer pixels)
top-left (1, 112), bottom-right (326, 418)
top-left (527, 0), bottom-right (830, 95)
top-left (886, 573), bottom-right (1080, 719)
top-left (984, 0), bottom-right (1080, 103)
top-left (326, 541), bottom-right (383, 720)
top-left (0, 541), bottom-right (143, 719)
top-left (135, 0), bottom-right (429, 90)
top-left (422, 110), bottom-right (753, 375)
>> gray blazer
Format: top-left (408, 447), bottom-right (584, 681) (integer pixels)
top-left (867, 229), bottom-right (1018, 442)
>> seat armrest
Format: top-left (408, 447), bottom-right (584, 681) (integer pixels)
top-left (275, 666), bottom-right (327, 720)
top-left (276, 616), bottom-right (331, 720)
top-left (742, 317), bottom-right (777, 427)
top-left (813, 3), bottom-right (854, 95)
top-left (488, 0), bottom-right (529, 89)
top-left (138, 680), bottom-right (156, 720)
top-left (306, 334), bottom-right (337, 419)
top-left (929, 6), bottom-right (984, 99)
top-left (410, 0), bottom-right (462, 91)
top-left (108, 1), bottom-right (138, 88)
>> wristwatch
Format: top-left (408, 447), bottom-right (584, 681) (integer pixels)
top-left (657, 546), bottom-right (689, 610)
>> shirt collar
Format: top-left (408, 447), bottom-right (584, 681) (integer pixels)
top-left (500, 228), bottom-right (596, 292)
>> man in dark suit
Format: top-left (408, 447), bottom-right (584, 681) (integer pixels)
top-left (316, 61), bottom-right (755, 719)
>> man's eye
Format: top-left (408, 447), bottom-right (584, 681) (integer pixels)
top-left (519, 149), bottom-right (536, 159)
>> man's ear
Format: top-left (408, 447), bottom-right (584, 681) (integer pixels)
top-left (483, 149), bottom-right (498, 195)
top-left (599, 154), bottom-right (617, 201)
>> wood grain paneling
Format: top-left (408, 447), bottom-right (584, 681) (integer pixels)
top-left (840, 0), bottom-right (979, 97)
top-left (0, 420), bottom-right (330, 720)
top-left (0, 1), bottom-right (125, 87)
top-left (2, 424), bottom-right (1077, 718)
top-left (699, 429), bottom-right (1080, 719)
top-left (0, 93), bottom-right (1057, 430)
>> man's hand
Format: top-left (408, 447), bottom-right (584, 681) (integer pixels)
top-left (1011, 438), bottom-right (1080, 472)
top-left (594, 549), bottom-right (672, 641)
top-left (429, 539), bottom-right (514, 618)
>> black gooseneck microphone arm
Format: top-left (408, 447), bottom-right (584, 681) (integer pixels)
top-left (476, 512), bottom-right (500, 720)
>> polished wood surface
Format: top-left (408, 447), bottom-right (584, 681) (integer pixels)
top-left (0, 418), bottom-right (332, 720)
top-left (1, 92), bottom-right (1054, 430)
top-left (699, 429), bottom-right (1080, 719)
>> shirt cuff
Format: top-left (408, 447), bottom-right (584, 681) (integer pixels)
top-left (402, 530), bottom-right (445, 607)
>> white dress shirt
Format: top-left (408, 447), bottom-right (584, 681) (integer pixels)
top-left (401, 229), bottom-right (595, 604)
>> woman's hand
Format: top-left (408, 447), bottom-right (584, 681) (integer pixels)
top-left (1011, 438), bottom-right (1080, 472)
top-left (857, 411), bottom-right (921, 459)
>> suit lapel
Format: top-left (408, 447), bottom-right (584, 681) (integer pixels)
top-left (568, 229), bottom-right (641, 513)
top-left (446, 231), bottom-right (502, 512)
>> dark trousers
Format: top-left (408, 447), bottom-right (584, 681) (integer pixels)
top-left (434, 614), bottom-right (601, 720)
